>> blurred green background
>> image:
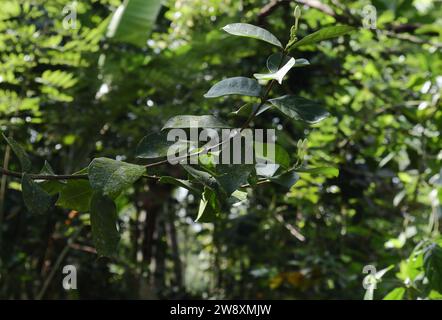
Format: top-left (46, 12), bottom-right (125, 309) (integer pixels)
top-left (0, 0), bottom-right (441, 299)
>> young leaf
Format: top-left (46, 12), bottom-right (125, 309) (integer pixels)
top-left (22, 174), bottom-right (53, 214)
top-left (383, 287), bottom-right (405, 300)
top-left (290, 25), bottom-right (355, 49)
top-left (268, 95), bottom-right (329, 124)
top-left (267, 53), bottom-right (310, 73)
top-left (162, 115), bottom-right (231, 130)
top-left (204, 77), bottom-right (261, 98)
top-left (90, 192), bottom-right (120, 257)
top-left (88, 158), bottom-right (146, 199)
top-left (2, 133), bottom-right (31, 172)
top-left (254, 58), bottom-right (296, 84)
top-left (222, 23), bottom-right (282, 48)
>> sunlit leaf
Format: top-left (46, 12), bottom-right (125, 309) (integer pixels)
top-left (204, 77), bottom-right (261, 98)
top-left (222, 23), bottom-right (282, 48)
top-left (88, 158), bottom-right (145, 198)
top-left (162, 115), bottom-right (231, 130)
top-left (290, 25), bottom-right (355, 49)
top-left (106, 0), bottom-right (162, 47)
top-left (383, 287), bottom-right (405, 300)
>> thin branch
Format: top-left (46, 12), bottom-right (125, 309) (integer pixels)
top-left (0, 167), bottom-right (88, 180)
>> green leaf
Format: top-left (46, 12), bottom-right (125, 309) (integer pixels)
top-left (159, 176), bottom-right (202, 194)
top-left (22, 174), bottom-right (53, 214)
top-left (254, 57), bottom-right (296, 84)
top-left (290, 25), bottom-right (355, 49)
top-left (56, 179), bottom-right (93, 212)
top-left (204, 77), bottom-right (261, 98)
top-left (38, 161), bottom-right (66, 195)
top-left (136, 132), bottom-right (191, 159)
top-left (215, 164), bottom-right (254, 195)
top-left (383, 287), bottom-right (405, 300)
top-left (106, 0), bottom-right (162, 47)
top-left (424, 243), bottom-right (442, 293)
top-left (255, 142), bottom-right (290, 169)
top-left (266, 53), bottom-right (310, 73)
top-left (2, 133), bottom-right (31, 172)
top-left (298, 167), bottom-right (339, 178)
top-left (222, 23), bottom-right (282, 48)
top-left (269, 170), bottom-right (299, 189)
top-left (196, 187), bottom-right (220, 222)
top-left (88, 158), bottom-right (145, 199)
top-left (268, 95), bottom-right (329, 124)
top-left (162, 115), bottom-right (231, 130)
top-left (90, 192), bottom-right (120, 257)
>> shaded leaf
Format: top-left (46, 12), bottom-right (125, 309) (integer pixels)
top-left (222, 23), bottom-right (282, 48)
top-left (88, 158), bottom-right (145, 198)
top-left (56, 179), bottom-right (93, 212)
top-left (38, 161), bottom-right (66, 195)
top-left (269, 170), bottom-right (299, 189)
top-left (204, 77), bottom-right (261, 98)
top-left (216, 164), bottom-right (254, 195)
top-left (268, 95), bottom-right (329, 124)
top-left (22, 174), bottom-right (53, 214)
top-left (182, 165), bottom-right (219, 189)
top-left (159, 176), bottom-right (202, 194)
top-left (2, 133), bottom-right (31, 172)
top-left (424, 243), bottom-right (442, 293)
top-left (136, 132), bottom-right (191, 159)
top-left (90, 192), bottom-right (120, 257)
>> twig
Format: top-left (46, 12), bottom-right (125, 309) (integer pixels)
top-left (0, 167), bottom-right (88, 180)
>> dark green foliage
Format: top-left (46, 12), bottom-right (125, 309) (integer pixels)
top-left (0, 0), bottom-right (441, 300)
